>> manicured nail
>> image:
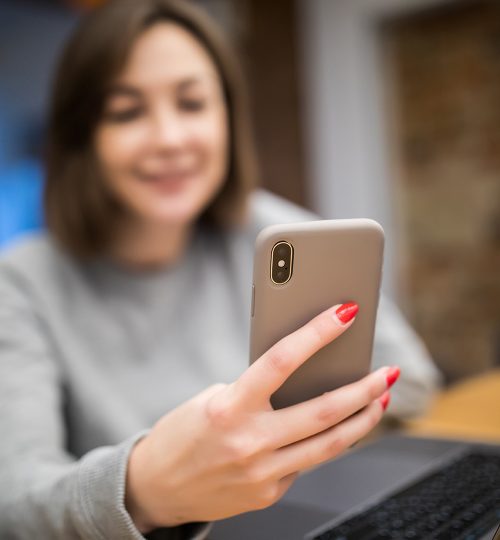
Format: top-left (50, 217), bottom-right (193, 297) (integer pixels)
top-left (386, 366), bottom-right (400, 388)
top-left (380, 391), bottom-right (391, 411)
top-left (335, 302), bottom-right (359, 324)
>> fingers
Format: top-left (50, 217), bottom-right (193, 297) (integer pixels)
top-left (235, 303), bottom-right (359, 407)
top-left (268, 396), bottom-right (387, 479)
top-left (268, 366), bottom-right (399, 449)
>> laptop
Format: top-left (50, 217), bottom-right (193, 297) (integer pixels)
top-left (209, 434), bottom-right (500, 539)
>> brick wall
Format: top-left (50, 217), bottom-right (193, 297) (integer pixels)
top-left (384, 0), bottom-right (500, 379)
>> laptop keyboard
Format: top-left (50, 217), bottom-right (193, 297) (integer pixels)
top-left (310, 451), bottom-right (500, 540)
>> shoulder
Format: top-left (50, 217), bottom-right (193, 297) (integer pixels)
top-left (0, 233), bottom-right (78, 299)
top-left (1, 232), bottom-right (62, 273)
top-left (247, 190), bottom-right (319, 233)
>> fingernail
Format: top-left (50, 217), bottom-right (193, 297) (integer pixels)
top-left (386, 366), bottom-right (400, 388)
top-left (335, 302), bottom-right (359, 324)
top-left (380, 391), bottom-right (391, 411)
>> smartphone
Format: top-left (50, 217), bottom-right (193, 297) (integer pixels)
top-left (249, 219), bottom-right (384, 409)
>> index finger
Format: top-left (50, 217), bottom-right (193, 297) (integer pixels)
top-left (235, 302), bottom-right (358, 406)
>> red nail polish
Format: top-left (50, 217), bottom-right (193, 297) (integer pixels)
top-left (380, 391), bottom-right (391, 411)
top-left (335, 302), bottom-right (359, 324)
top-left (386, 366), bottom-right (400, 388)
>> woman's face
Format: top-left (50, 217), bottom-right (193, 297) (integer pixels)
top-left (95, 22), bottom-right (229, 228)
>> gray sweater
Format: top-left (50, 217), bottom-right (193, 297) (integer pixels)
top-left (0, 191), bottom-right (441, 539)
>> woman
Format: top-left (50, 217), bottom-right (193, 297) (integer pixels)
top-left (0, 1), bottom-right (440, 538)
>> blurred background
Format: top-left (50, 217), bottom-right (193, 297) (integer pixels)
top-left (1, 0), bottom-right (499, 384)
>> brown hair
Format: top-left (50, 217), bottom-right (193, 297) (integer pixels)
top-left (44, 0), bottom-right (258, 257)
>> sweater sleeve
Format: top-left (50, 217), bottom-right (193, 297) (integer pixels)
top-left (0, 268), bottom-right (210, 540)
top-left (372, 295), bottom-right (443, 419)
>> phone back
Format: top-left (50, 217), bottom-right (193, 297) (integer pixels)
top-left (250, 219), bottom-right (384, 409)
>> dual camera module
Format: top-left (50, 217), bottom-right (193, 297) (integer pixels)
top-left (271, 241), bottom-right (294, 284)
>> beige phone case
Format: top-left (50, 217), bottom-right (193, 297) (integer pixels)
top-left (250, 219), bottom-right (384, 409)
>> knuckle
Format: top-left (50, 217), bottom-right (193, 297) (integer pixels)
top-left (226, 436), bottom-right (259, 463)
top-left (210, 382), bottom-right (229, 393)
top-left (244, 463), bottom-right (268, 485)
top-left (316, 393), bottom-right (341, 424)
top-left (265, 346), bottom-right (291, 378)
top-left (205, 394), bottom-right (234, 429)
top-left (325, 433), bottom-right (345, 459)
top-left (255, 483), bottom-right (281, 509)
top-left (308, 318), bottom-right (329, 346)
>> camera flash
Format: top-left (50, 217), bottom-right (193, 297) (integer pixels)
top-left (278, 260), bottom-right (285, 268)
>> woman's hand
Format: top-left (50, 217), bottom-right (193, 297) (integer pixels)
top-left (125, 303), bottom-right (400, 532)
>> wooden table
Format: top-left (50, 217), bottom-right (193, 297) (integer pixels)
top-left (404, 368), bottom-right (500, 443)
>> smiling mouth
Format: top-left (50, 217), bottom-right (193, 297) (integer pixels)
top-left (139, 170), bottom-right (194, 182)
top-left (136, 170), bottom-right (196, 193)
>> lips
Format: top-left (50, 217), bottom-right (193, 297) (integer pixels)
top-left (136, 169), bottom-right (196, 193)
top-left (138, 169), bottom-right (193, 182)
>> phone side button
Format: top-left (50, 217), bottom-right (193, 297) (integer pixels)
top-left (251, 284), bottom-right (255, 317)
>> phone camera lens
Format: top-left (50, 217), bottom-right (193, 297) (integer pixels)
top-left (271, 241), bottom-right (293, 284)
top-left (276, 245), bottom-right (287, 257)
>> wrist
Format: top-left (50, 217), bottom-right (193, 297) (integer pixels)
top-left (125, 436), bottom-right (158, 533)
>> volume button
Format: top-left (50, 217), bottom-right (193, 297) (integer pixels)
top-left (251, 284), bottom-right (255, 317)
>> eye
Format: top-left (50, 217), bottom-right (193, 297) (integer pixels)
top-left (179, 98), bottom-right (206, 112)
top-left (104, 107), bottom-right (144, 123)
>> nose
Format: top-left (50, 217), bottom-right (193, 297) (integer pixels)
top-left (149, 105), bottom-right (187, 150)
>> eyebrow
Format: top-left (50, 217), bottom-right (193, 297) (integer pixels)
top-left (107, 75), bottom-right (216, 98)
top-left (106, 85), bottom-right (142, 99)
top-left (178, 77), bottom-right (207, 91)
